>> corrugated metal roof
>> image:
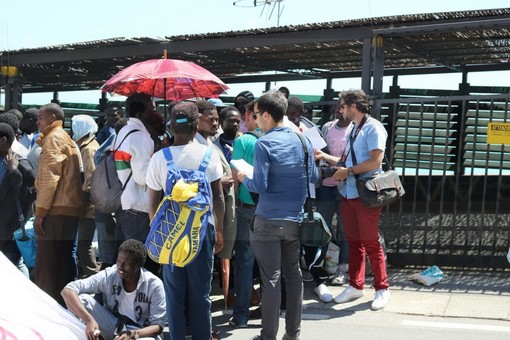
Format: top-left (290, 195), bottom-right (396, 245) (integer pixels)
top-left (2, 8), bottom-right (510, 93)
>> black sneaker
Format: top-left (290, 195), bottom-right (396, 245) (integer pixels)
top-left (228, 317), bottom-right (248, 328)
top-left (249, 306), bottom-right (261, 319)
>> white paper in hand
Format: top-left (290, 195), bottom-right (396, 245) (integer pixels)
top-left (303, 127), bottom-right (327, 150)
top-left (230, 159), bottom-right (254, 179)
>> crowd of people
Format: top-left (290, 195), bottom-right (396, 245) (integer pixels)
top-left (0, 88), bottom-right (390, 340)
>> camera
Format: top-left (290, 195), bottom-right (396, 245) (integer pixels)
top-left (320, 166), bottom-right (337, 178)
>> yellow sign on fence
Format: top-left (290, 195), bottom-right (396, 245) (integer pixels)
top-left (487, 122), bottom-right (510, 144)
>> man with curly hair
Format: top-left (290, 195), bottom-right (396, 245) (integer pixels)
top-left (62, 239), bottom-right (166, 340)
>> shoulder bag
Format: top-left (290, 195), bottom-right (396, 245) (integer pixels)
top-left (349, 121), bottom-right (405, 208)
top-left (295, 133), bottom-right (332, 248)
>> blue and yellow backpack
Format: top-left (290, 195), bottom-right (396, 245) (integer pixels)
top-left (145, 146), bottom-right (212, 267)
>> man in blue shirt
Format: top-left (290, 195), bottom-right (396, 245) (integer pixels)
top-left (238, 91), bottom-right (318, 340)
top-left (330, 89), bottom-right (390, 311)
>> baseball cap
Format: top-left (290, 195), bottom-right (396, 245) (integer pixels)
top-left (170, 102), bottom-right (200, 125)
top-left (24, 108), bottom-right (39, 120)
top-left (235, 91), bottom-right (255, 102)
top-left (207, 98), bottom-right (225, 108)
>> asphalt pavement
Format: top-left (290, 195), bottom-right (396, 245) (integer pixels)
top-left (166, 266), bottom-right (510, 339)
top-left (209, 267), bottom-right (510, 321)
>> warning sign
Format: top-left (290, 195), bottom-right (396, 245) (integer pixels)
top-left (487, 122), bottom-right (510, 144)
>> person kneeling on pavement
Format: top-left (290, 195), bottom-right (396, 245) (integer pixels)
top-left (61, 239), bottom-right (166, 340)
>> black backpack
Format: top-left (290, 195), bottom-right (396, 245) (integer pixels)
top-left (90, 129), bottom-right (138, 213)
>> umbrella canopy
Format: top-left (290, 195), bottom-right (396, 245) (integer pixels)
top-left (101, 59), bottom-right (229, 101)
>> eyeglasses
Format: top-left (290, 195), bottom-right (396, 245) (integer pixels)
top-left (338, 103), bottom-right (348, 112)
top-left (252, 110), bottom-right (264, 120)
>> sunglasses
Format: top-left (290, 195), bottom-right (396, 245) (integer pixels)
top-left (338, 103), bottom-right (350, 112)
top-left (252, 110), bottom-right (264, 120)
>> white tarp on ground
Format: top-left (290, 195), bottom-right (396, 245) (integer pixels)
top-left (0, 252), bottom-right (85, 339)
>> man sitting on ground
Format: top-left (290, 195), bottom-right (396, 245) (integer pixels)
top-left (61, 239), bottom-right (166, 340)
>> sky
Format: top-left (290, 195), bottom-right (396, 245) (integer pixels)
top-left (1, 0), bottom-right (510, 105)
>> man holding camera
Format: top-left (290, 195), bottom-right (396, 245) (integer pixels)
top-left (329, 89), bottom-right (390, 311)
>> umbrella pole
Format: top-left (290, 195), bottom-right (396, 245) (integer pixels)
top-left (163, 50), bottom-right (168, 124)
top-left (163, 78), bottom-right (167, 125)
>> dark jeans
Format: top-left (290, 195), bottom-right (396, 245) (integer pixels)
top-left (115, 209), bottom-right (150, 243)
top-left (77, 217), bottom-right (100, 277)
top-left (116, 209), bottom-right (159, 274)
top-left (162, 223), bottom-right (215, 340)
top-left (232, 206), bottom-right (256, 325)
top-left (34, 215), bottom-right (79, 306)
top-left (95, 210), bottom-right (117, 266)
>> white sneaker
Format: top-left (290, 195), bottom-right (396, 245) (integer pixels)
top-left (371, 289), bottom-right (391, 311)
top-left (333, 285), bottom-right (364, 304)
top-left (313, 283), bottom-right (333, 303)
top-left (331, 271), bottom-right (347, 286)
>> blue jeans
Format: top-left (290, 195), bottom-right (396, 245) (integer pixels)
top-left (116, 209), bottom-right (160, 275)
top-left (95, 211), bottom-right (117, 266)
top-left (316, 186), bottom-right (348, 264)
top-left (232, 206), bottom-right (256, 325)
top-left (162, 223), bottom-right (215, 340)
top-left (115, 209), bottom-right (150, 243)
top-left (3, 240), bottom-right (29, 278)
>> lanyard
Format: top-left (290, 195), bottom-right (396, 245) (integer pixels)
top-left (339, 114), bottom-right (369, 163)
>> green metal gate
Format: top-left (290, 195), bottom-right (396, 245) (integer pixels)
top-left (376, 94), bottom-right (510, 269)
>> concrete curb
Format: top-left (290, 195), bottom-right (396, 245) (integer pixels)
top-left (297, 268), bottom-right (510, 321)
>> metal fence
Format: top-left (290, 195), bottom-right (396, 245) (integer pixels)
top-left (375, 94), bottom-right (510, 269)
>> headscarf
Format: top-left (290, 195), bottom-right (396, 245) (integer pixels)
top-left (71, 115), bottom-right (98, 141)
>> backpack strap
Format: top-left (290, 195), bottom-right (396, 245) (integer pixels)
top-left (114, 129), bottom-right (140, 190)
top-left (114, 129), bottom-right (140, 152)
top-left (162, 146), bottom-right (212, 194)
top-left (162, 147), bottom-right (175, 195)
top-left (198, 147), bottom-right (213, 173)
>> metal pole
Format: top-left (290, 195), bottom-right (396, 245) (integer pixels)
top-left (361, 38), bottom-right (372, 94)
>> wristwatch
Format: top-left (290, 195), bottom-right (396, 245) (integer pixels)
top-left (347, 167), bottom-right (355, 177)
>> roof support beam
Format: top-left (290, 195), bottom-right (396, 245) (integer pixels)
top-left (390, 37), bottom-right (462, 72)
top-left (361, 38), bottom-right (372, 93)
top-left (373, 17), bottom-right (510, 36)
top-left (3, 76), bottom-right (22, 110)
top-left (7, 27), bottom-right (373, 66)
top-left (372, 35), bottom-right (385, 97)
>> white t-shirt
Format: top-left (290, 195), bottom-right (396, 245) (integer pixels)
top-left (146, 143), bottom-right (223, 226)
top-left (118, 289), bottom-right (137, 322)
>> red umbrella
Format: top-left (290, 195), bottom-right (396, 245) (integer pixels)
top-left (102, 58), bottom-right (229, 101)
top-left (102, 58), bottom-right (229, 123)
